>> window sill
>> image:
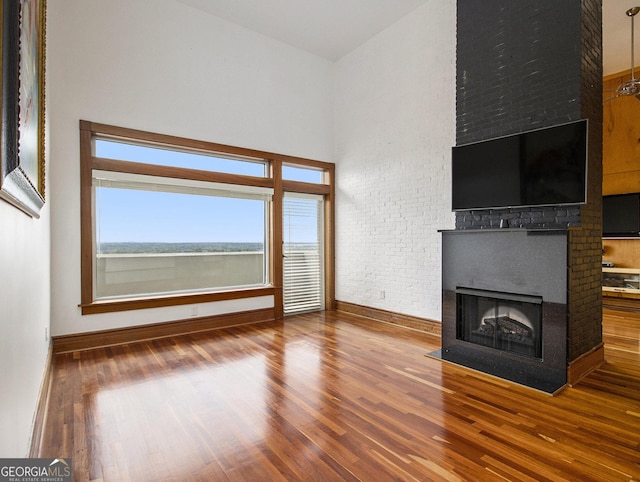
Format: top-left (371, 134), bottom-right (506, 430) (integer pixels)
top-left (80, 286), bottom-right (275, 315)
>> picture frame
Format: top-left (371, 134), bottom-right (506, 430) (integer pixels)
top-left (0, 0), bottom-right (46, 218)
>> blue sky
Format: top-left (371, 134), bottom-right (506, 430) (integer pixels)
top-left (96, 188), bottom-right (265, 243)
top-left (95, 140), bottom-right (320, 244)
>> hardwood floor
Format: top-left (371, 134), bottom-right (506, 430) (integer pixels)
top-left (39, 309), bottom-right (640, 481)
top-left (604, 308), bottom-right (640, 365)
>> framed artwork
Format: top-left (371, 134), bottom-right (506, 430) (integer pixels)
top-left (0, 0), bottom-right (46, 217)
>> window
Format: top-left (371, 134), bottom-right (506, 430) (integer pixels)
top-left (96, 140), bottom-right (267, 177)
top-left (283, 193), bottom-right (324, 314)
top-left (282, 164), bottom-right (324, 183)
top-left (93, 170), bottom-right (271, 300)
top-left (80, 121), bottom-right (335, 316)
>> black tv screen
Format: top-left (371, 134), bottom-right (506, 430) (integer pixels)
top-left (603, 193), bottom-right (640, 237)
top-left (452, 120), bottom-right (588, 211)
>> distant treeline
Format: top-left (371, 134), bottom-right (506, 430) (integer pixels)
top-left (99, 242), bottom-right (264, 254)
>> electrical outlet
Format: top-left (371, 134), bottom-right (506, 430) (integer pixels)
top-left (191, 306), bottom-right (198, 317)
top-left (45, 327), bottom-right (48, 341)
top-left (380, 290), bottom-right (385, 299)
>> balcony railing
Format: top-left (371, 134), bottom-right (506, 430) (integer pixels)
top-left (96, 252), bottom-right (265, 299)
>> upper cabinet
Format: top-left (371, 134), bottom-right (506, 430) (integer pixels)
top-left (603, 69), bottom-right (640, 196)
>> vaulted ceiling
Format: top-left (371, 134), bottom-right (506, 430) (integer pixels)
top-left (178, 0), bottom-right (634, 75)
top-left (176, 0), bottom-right (428, 61)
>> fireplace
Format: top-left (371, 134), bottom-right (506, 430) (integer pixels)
top-left (440, 229), bottom-right (568, 394)
top-left (457, 288), bottom-right (542, 359)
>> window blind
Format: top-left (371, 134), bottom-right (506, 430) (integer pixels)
top-left (283, 193), bottom-right (324, 314)
top-left (92, 170), bottom-right (273, 201)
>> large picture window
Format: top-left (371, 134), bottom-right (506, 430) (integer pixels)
top-left (80, 121), bottom-right (335, 316)
top-left (94, 171), bottom-right (270, 300)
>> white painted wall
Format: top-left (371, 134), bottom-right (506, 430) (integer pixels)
top-left (333, 0), bottom-right (456, 321)
top-left (47, 0), bottom-right (333, 336)
top-left (0, 196), bottom-right (50, 455)
top-left (2, 0), bottom-right (456, 458)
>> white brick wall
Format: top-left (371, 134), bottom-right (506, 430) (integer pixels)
top-left (334, 0), bottom-right (456, 321)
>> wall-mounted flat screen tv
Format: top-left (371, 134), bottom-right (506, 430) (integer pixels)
top-left (452, 119), bottom-right (588, 211)
top-left (603, 193), bottom-right (640, 237)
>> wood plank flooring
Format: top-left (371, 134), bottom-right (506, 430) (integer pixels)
top-left (604, 308), bottom-right (640, 365)
top-left (39, 309), bottom-right (640, 481)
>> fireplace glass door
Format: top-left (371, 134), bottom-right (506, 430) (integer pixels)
top-left (456, 288), bottom-right (543, 359)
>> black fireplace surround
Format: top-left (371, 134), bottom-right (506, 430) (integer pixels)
top-left (440, 229), bottom-right (568, 393)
